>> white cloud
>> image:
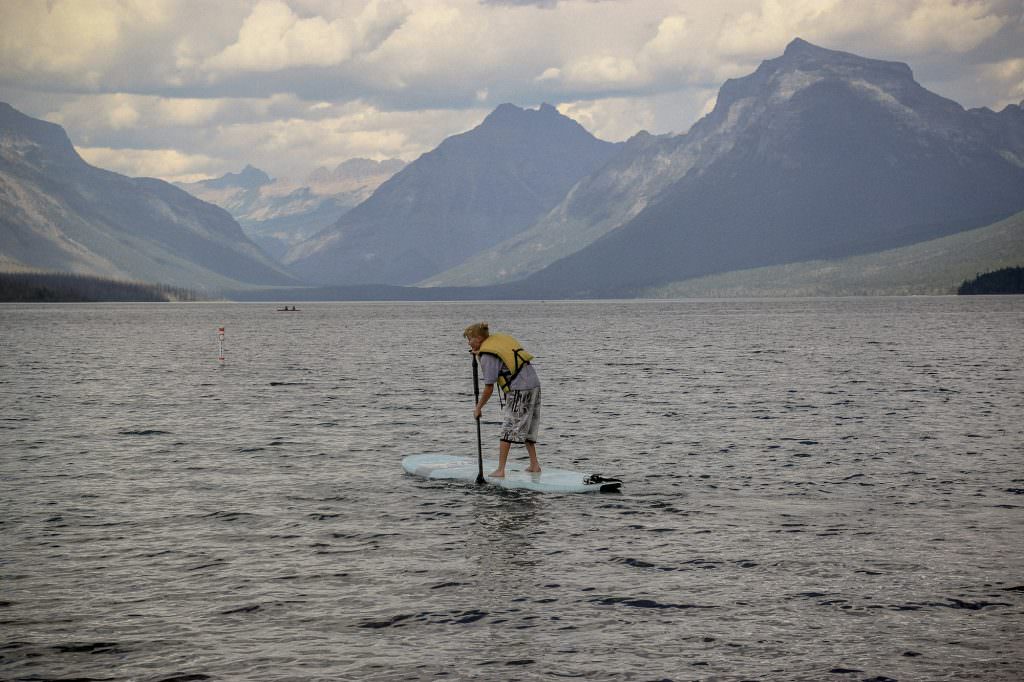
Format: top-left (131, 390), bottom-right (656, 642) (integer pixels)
top-left (897, 0), bottom-right (1005, 53)
top-left (717, 0), bottom-right (842, 58)
top-left (3, 0), bottom-right (1021, 183)
top-left (359, 3), bottom-right (479, 88)
top-left (641, 14), bottom-right (688, 64)
top-left (536, 67), bottom-right (561, 82)
top-left (0, 0), bottom-right (128, 79)
top-left (155, 98), bottom-right (227, 126)
top-left (716, 0), bottom-right (1008, 59)
top-left (950, 57), bottom-right (1024, 110)
top-left (48, 94), bottom-right (228, 137)
top-left (206, 103), bottom-right (486, 178)
top-left (203, 0), bottom-right (355, 72)
top-left (563, 55), bottom-right (643, 88)
top-left (40, 93), bottom-right (481, 179)
top-left (76, 146), bottom-right (225, 183)
top-left (541, 6), bottom-right (748, 92)
top-left (557, 97), bottom-right (657, 141)
top-left (203, 0), bottom-right (408, 74)
top-left (353, 0), bottom-right (410, 48)
top-left (990, 58), bottom-right (1024, 104)
top-left (557, 87), bottom-right (718, 142)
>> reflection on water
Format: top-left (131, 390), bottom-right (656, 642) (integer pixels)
top-left (472, 490), bottom-right (545, 569)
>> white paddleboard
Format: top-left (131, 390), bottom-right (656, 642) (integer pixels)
top-left (402, 453), bottom-right (621, 493)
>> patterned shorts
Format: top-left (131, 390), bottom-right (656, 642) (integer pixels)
top-left (500, 387), bottom-right (541, 444)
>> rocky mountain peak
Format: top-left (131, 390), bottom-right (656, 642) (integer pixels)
top-left (481, 102), bottom-right (525, 124)
top-left (778, 37), bottom-right (914, 81)
top-left (698, 37), bottom-right (964, 144)
top-left (308, 157), bottom-right (407, 183)
top-left (478, 102), bottom-right (586, 137)
top-left (509, 39), bottom-right (1024, 298)
top-left (286, 101), bottom-right (619, 286)
top-left (0, 101), bottom-right (85, 167)
top-left (712, 38), bottom-right (916, 116)
top-left (202, 164), bottom-right (272, 190)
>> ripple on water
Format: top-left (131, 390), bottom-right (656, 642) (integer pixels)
top-left (1, 298), bottom-right (1022, 680)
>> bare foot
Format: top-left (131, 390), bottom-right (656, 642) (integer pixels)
top-left (525, 466), bottom-right (541, 473)
top-left (488, 469), bottom-right (505, 478)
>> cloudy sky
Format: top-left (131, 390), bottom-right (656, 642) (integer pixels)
top-left (2, 0), bottom-right (1022, 183)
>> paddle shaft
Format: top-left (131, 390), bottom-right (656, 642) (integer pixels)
top-left (472, 353), bottom-right (484, 484)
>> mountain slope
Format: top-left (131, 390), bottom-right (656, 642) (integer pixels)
top-left (504, 39), bottom-right (1024, 297)
top-left (0, 102), bottom-right (296, 290)
top-left (641, 208), bottom-right (1024, 297)
top-left (421, 129), bottom-right (693, 286)
top-left (284, 103), bottom-right (620, 285)
top-left (178, 159), bottom-right (405, 260)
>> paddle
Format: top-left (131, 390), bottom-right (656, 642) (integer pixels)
top-left (472, 353), bottom-right (485, 484)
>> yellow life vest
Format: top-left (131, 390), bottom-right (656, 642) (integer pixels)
top-left (478, 333), bottom-right (534, 393)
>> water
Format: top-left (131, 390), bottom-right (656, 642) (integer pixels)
top-left (1, 297), bottom-right (1022, 681)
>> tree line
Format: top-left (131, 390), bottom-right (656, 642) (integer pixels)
top-left (957, 267), bottom-right (1024, 295)
top-left (0, 272), bottom-right (201, 302)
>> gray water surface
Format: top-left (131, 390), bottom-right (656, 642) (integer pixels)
top-left (1, 298), bottom-right (1022, 681)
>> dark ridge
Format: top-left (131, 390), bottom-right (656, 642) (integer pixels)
top-left (958, 266), bottom-right (1024, 294)
top-left (0, 271), bottom-right (201, 302)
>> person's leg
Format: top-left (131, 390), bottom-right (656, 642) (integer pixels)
top-left (524, 388), bottom-right (541, 472)
top-left (524, 441), bottom-right (541, 473)
top-left (494, 391), bottom-right (522, 477)
top-left (490, 439), bottom-right (513, 477)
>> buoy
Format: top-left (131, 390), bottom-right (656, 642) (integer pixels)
top-left (218, 326), bottom-right (225, 362)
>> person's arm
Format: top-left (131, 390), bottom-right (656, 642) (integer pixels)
top-left (474, 383), bottom-right (494, 419)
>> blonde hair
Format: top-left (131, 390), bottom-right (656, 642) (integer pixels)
top-left (462, 322), bottom-right (489, 339)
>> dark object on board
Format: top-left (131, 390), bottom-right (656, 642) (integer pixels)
top-left (583, 473), bottom-right (624, 493)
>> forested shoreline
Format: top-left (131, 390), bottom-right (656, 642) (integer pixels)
top-left (958, 267), bottom-right (1024, 295)
top-left (0, 272), bottom-right (199, 302)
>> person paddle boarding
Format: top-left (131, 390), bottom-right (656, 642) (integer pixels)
top-left (463, 322), bottom-right (542, 478)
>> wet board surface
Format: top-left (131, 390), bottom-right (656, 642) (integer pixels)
top-left (402, 454), bottom-right (621, 493)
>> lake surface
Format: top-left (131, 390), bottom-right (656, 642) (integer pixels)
top-left (1, 297), bottom-right (1022, 681)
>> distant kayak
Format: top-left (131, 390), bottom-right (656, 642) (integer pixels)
top-left (276, 306), bottom-right (301, 312)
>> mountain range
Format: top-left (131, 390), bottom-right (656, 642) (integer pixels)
top-left (283, 103), bottom-right (622, 285)
top-left (177, 158), bottom-right (405, 260)
top-left (285, 38), bottom-right (1024, 295)
top-left (492, 38), bottom-right (1024, 297)
top-left (0, 102), bottom-right (295, 291)
top-left (3, 38), bottom-right (1023, 299)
